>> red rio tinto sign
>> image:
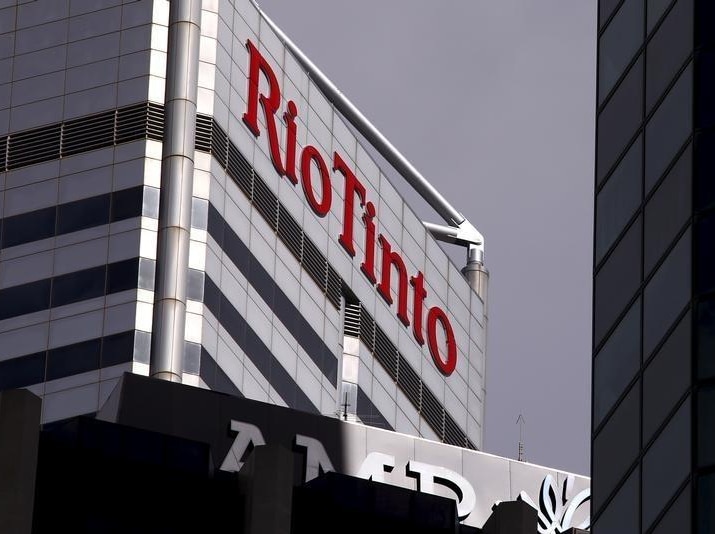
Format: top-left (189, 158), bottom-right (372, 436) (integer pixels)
top-left (242, 40), bottom-right (458, 376)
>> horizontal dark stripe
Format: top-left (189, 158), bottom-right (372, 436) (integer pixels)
top-left (207, 203), bottom-right (338, 384)
top-left (357, 386), bottom-right (394, 431)
top-left (0, 331), bottom-right (135, 390)
top-left (0, 257), bottom-right (141, 321)
top-left (0, 185), bottom-right (145, 250)
top-left (203, 276), bottom-right (318, 414)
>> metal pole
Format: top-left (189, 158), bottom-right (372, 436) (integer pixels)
top-left (150, 0), bottom-right (202, 382)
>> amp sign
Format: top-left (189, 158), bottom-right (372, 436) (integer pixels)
top-left (243, 40), bottom-right (459, 376)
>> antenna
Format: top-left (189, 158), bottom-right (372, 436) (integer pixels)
top-left (516, 414), bottom-right (526, 462)
top-left (342, 392), bottom-right (351, 421)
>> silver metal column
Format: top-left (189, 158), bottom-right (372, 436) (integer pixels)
top-left (462, 245), bottom-right (489, 310)
top-left (150, 0), bottom-right (202, 382)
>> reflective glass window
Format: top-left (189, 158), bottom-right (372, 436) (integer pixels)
top-left (645, 63), bottom-right (693, 190)
top-left (644, 144), bottom-right (691, 272)
top-left (594, 299), bottom-right (641, 426)
top-left (594, 217), bottom-right (642, 345)
top-left (110, 186), bottom-right (143, 222)
top-left (0, 278), bottom-right (51, 321)
top-left (648, 0), bottom-right (675, 31)
top-left (697, 474), bottom-right (715, 534)
top-left (698, 386), bottom-right (715, 467)
top-left (1, 206), bottom-right (56, 248)
top-left (597, 57), bottom-right (643, 183)
top-left (0, 352), bottom-right (45, 390)
top-left (46, 338), bottom-right (101, 381)
top-left (57, 194), bottom-right (110, 235)
top-left (696, 212), bottom-right (715, 294)
top-left (593, 466), bottom-right (639, 534)
top-left (593, 383), bottom-right (640, 510)
top-left (642, 398), bottom-right (691, 529)
top-left (643, 228), bottom-right (691, 356)
top-left (596, 137), bottom-right (642, 263)
top-left (643, 312), bottom-right (691, 440)
top-left (107, 258), bottom-right (139, 294)
top-left (646, 0), bottom-right (693, 111)
top-left (52, 265), bottom-right (106, 307)
top-left (101, 331), bottom-right (134, 368)
top-left (698, 298), bottom-right (715, 379)
top-left (599, 0), bottom-right (645, 103)
top-left (652, 484), bottom-right (691, 534)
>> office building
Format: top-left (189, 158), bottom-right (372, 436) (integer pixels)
top-left (593, 0), bottom-right (714, 531)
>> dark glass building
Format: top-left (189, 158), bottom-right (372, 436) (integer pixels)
top-left (593, 0), bottom-right (715, 532)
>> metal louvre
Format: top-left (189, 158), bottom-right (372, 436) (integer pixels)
top-left (326, 265), bottom-right (342, 309)
top-left (0, 135), bottom-right (7, 170)
top-left (146, 103), bottom-right (164, 140)
top-left (195, 114), bottom-right (213, 152)
top-left (359, 306), bottom-right (375, 352)
top-left (444, 414), bottom-right (466, 447)
top-left (277, 205), bottom-right (303, 260)
top-left (227, 142), bottom-right (253, 197)
top-left (7, 124), bottom-right (61, 169)
top-left (302, 236), bottom-right (328, 292)
top-left (344, 302), bottom-right (361, 338)
top-left (397, 355), bottom-right (422, 410)
top-left (211, 121), bottom-right (228, 166)
top-left (373, 327), bottom-right (398, 381)
top-left (421, 387), bottom-right (445, 439)
top-left (116, 103), bottom-right (153, 143)
top-left (62, 110), bottom-right (115, 156)
top-left (252, 174), bottom-right (279, 231)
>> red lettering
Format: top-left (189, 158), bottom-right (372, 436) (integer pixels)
top-left (334, 152), bottom-right (366, 257)
top-left (284, 100), bottom-right (299, 185)
top-left (410, 272), bottom-right (427, 345)
top-left (300, 145), bottom-right (332, 217)
top-left (377, 235), bottom-right (410, 327)
top-left (243, 40), bottom-right (285, 176)
top-left (427, 307), bottom-right (457, 376)
top-left (360, 201), bottom-right (377, 284)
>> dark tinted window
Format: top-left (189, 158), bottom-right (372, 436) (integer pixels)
top-left (102, 331), bottom-right (135, 368)
top-left (57, 194), bottom-right (110, 235)
top-left (52, 265), bottom-right (106, 307)
top-left (695, 131), bottom-right (715, 211)
top-left (596, 137), bottom-right (642, 262)
top-left (597, 57), bottom-right (644, 183)
top-left (47, 338), bottom-right (101, 381)
top-left (697, 473), bottom-right (715, 533)
top-left (642, 398), bottom-right (691, 529)
top-left (107, 258), bottom-right (139, 294)
top-left (696, 212), bottom-right (715, 294)
top-left (697, 298), bottom-right (715, 379)
top-left (695, 50), bottom-right (715, 130)
top-left (645, 63), bottom-right (693, 189)
top-left (644, 228), bottom-right (691, 355)
top-left (644, 144), bottom-right (691, 272)
top-left (594, 217), bottom-right (642, 345)
top-left (110, 186), bottom-right (144, 222)
top-left (0, 278), bottom-right (51, 320)
top-left (594, 299), bottom-right (641, 426)
top-left (648, 0), bottom-right (675, 31)
top-left (599, 0), bottom-right (645, 103)
top-left (652, 483), bottom-right (690, 534)
top-left (1, 206), bottom-right (56, 248)
top-left (592, 466), bottom-right (639, 534)
top-left (646, 0), bottom-right (693, 111)
top-left (698, 386), bottom-right (715, 467)
top-left (643, 312), bottom-right (691, 440)
top-left (593, 383), bottom-right (640, 510)
top-left (0, 352), bottom-right (46, 390)
top-left (600, 0), bottom-right (624, 28)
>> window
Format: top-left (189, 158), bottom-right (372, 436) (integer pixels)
top-left (647, 0), bottom-right (675, 31)
top-left (599, 0), bottom-right (644, 103)
top-left (696, 211), bottom-right (715, 294)
top-left (52, 265), bottom-right (106, 307)
top-left (597, 57), bottom-right (643, 183)
top-left (592, 466), bottom-right (639, 534)
top-left (57, 194), bottom-right (110, 235)
top-left (698, 386), bottom-right (715, 467)
top-left (643, 228), bottom-right (691, 356)
top-left (697, 474), bottom-right (715, 534)
top-left (596, 137), bottom-right (642, 263)
top-left (594, 299), bottom-right (641, 426)
top-left (594, 217), bottom-right (642, 345)
top-left (1, 206), bottom-right (56, 248)
top-left (652, 484), bottom-right (690, 534)
top-left (697, 298), bottom-right (715, 379)
top-left (645, 63), bottom-right (693, 190)
top-left (46, 338), bottom-right (101, 381)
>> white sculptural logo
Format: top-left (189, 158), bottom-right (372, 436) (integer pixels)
top-left (517, 474), bottom-right (590, 534)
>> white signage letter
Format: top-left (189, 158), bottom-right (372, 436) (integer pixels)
top-left (406, 460), bottom-right (477, 520)
top-left (357, 452), bottom-right (396, 483)
top-left (219, 420), bottom-right (266, 472)
top-left (294, 434), bottom-right (335, 482)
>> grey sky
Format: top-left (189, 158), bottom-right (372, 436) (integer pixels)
top-left (256, 0), bottom-right (596, 475)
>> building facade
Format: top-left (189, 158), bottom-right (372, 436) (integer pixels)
top-left (0, 0), bottom-right (486, 449)
top-left (593, 0), bottom-right (714, 532)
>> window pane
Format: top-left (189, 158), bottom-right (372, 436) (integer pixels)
top-left (648, 0), bottom-right (675, 31)
top-left (593, 383), bottom-right (640, 511)
top-left (695, 50), bottom-right (715, 130)
top-left (594, 299), bottom-right (641, 426)
top-left (56, 194), bottom-right (110, 235)
top-left (698, 386), bottom-right (715, 467)
top-left (643, 312), bottom-right (691, 440)
top-left (646, 0), bottom-right (693, 110)
top-left (645, 63), bottom-right (693, 189)
top-left (644, 144), bottom-right (691, 272)
top-left (697, 298), bottom-right (715, 379)
top-left (652, 484), bottom-right (690, 534)
top-left (596, 137), bottom-right (643, 262)
top-left (1, 206), bottom-right (56, 248)
top-left (52, 265), bottom-right (106, 307)
top-left (599, 0), bottom-right (645, 102)
top-left (644, 228), bottom-right (691, 355)
top-left (594, 217), bottom-right (642, 345)
top-left (593, 466), bottom-right (639, 534)
top-left (642, 398), bottom-right (691, 529)
top-left (0, 352), bottom-right (46, 390)
top-left (695, 131), bottom-right (715, 211)
top-left (597, 57), bottom-right (643, 183)
top-left (696, 211), bottom-right (715, 294)
top-left (46, 338), bottom-right (101, 381)
top-left (600, 0), bottom-right (624, 28)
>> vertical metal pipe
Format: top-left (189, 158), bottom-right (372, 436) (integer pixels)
top-left (150, 0), bottom-right (202, 382)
